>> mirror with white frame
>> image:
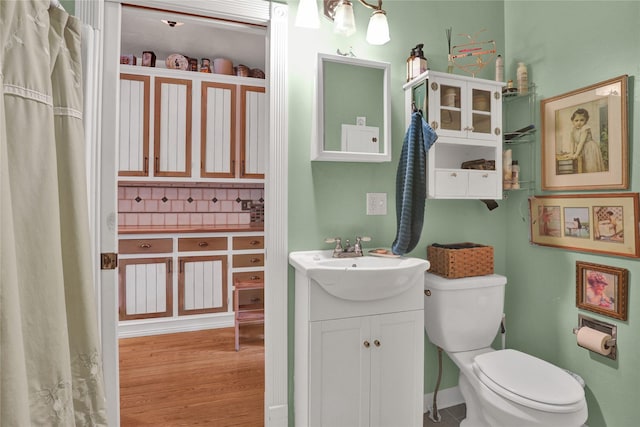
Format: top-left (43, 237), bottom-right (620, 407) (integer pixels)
top-left (312, 53), bottom-right (391, 162)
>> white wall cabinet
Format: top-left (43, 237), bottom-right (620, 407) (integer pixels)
top-left (119, 66), bottom-right (266, 182)
top-left (404, 70), bottom-right (504, 199)
top-left (294, 271), bottom-right (424, 427)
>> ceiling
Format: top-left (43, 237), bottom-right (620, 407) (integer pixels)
top-left (120, 6), bottom-right (267, 71)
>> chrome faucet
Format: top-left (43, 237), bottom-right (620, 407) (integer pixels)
top-left (325, 236), bottom-right (371, 258)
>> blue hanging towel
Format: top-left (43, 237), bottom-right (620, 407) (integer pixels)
top-left (391, 111), bottom-right (437, 255)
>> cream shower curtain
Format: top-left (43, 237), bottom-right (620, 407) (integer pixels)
top-left (1, 1), bottom-right (107, 425)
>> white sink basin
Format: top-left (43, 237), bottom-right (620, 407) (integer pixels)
top-left (289, 250), bottom-right (430, 301)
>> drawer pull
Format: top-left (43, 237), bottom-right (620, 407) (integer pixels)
top-left (198, 241), bottom-right (209, 247)
top-left (482, 173), bottom-right (489, 178)
top-left (250, 298), bottom-right (261, 303)
top-left (250, 257), bottom-right (260, 263)
top-left (250, 275), bottom-right (261, 280)
top-left (450, 172), bottom-right (457, 177)
top-left (139, 242), bottom-right (152, 249)
top-left (250, 240), bottom-right (261, 246)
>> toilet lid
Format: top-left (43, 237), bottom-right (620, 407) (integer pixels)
top-left (473, 349), bottom-right (584, 411)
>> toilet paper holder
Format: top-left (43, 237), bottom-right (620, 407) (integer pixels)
top-left (572, 314), bottom-right (617, 360)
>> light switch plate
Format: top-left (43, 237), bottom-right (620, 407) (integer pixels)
top-left (356, 116), bottom-right (366, 126)
top-left (366, 192), bottom-right (387, 215)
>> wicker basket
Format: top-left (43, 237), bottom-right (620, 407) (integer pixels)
top-left (427, 243), bottom-right (494, 278)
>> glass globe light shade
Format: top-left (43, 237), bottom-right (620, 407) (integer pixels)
top-left (366, 9), bottom-right (390, 45)
top-left (333, 1), bottom-right (356, 36)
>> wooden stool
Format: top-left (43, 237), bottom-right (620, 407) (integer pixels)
top-left (234, 278), bottom-right (265, 351)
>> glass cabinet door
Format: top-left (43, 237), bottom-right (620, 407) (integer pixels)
top-left (439, 83), bottom-right (462, 132)
top-left (471, 87), bottom-right (492, 135)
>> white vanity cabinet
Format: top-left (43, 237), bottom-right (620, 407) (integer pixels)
top-left (294, 271), bottom-right (424, 427)
top-left (404, 70), bottom-right (504, 199)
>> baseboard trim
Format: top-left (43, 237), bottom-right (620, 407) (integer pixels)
top-left (118, 314), bottom-right (234, 338)
top-left (424, 386), bottom-right (464, 413)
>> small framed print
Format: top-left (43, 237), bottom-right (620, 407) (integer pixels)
top-left (576, 261), bottom-right (628, 320)
top-left (529, 193), bottom-right (640, 258)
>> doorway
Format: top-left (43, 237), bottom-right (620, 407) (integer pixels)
top-left (94, 1), bottom-right (289, 425)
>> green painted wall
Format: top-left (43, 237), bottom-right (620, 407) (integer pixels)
top-left (502, 2), bottom-right (640, 427)
top-left (287, 0), bottom-right (507, 423)
top-left (289, 1), bottom-right (640, 426)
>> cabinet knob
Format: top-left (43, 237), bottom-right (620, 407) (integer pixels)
top-left (450, 172), bottom-right (457, 177)
top-left (430, 121), bottom-right (438, 129)
top-left (363, 341), bottom-right (370, 348)
top-left (494, 91), bottom-right (501, 100)
top-left (494, 127), bottom-right (501, 135)
top-left (374, 340), bottom-right (381, 347)
top-left (430, 82), bottom-right (439, 91)
top-left (198, 241), bottom-right (209, 247)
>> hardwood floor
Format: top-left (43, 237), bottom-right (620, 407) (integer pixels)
top-left (119, 325), bottom-right (264, 426)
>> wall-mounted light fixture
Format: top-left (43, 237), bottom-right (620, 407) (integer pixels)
top-left (295, 0), bottom-right (390, 45)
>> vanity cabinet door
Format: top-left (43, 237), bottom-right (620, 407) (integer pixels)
top-left (201, 81), bottom-right (236, 178)
top-left (369, 310), bottom-right (424, 427)
top-left (309, 316), bottom-right (371, 427)
top-left (308, 310), bottom-right (424, 427)
top-left (154, 77), bottom-right (192, 177)
top-left (240, 85), bottom-right (266, 179)
top-left (119, 74), bottom-right (150, 176)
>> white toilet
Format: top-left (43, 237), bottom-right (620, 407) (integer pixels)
top-left (424, 273), bottom-right (588, 427)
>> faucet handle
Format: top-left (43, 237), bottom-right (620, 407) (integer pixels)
top-left (324, 237), bottom-right (341, 244)
top-left (357, 236), bottom-right (372, 242)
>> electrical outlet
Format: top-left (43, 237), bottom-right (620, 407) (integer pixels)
top-left (366, 193), bottom-right (387, 215)
top-left (241, 200), bottom-right (252, 210)
top-left (356, 116), bottom-right (366, 126)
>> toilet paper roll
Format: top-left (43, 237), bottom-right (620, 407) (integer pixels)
top-left (576, 327), bottom-right (612, 356)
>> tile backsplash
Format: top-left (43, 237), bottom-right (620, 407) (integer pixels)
top-left (118, 182), bottom-right (264, 227)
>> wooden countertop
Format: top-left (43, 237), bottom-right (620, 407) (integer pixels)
top-left (119, 224), bottom-right (264, 235)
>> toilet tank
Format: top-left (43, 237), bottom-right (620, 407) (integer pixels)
top-left (424, 273), bottom-right (506, 352)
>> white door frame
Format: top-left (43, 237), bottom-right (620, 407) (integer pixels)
top-left (82, 1), bottom-right (289, 425)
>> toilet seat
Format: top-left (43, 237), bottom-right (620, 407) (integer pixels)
top-left (473, 349), bottom-right (585, 413)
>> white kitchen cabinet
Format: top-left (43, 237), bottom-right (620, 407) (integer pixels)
top-left (201, 81), bottom-right (236, 178)
top-left (118, 238), bottom-right (173, 320)
top-left (404, 70), bottom-right (504, 199)
top-left (240, 85), bottom-right (266, 179)
top-left (178, 255), bottom-right (227, 315)
top-left (119, 74), bottom-right (150, 176)
top-left (118, 232), bottom-right (265, 337)
top-left (294, 270), bottom-right (424, 427)
top-left (154, 77), bottom-right (193, 177)
top-left (118, 66), bottom-right (265, 182)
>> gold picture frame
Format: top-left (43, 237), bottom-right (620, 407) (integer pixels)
top-left (529, 193), bottom-right (640, 258)
top-left (541, 75), bottom-right (628, 191)
top-left (576, 261), bottom-right (628, 321)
